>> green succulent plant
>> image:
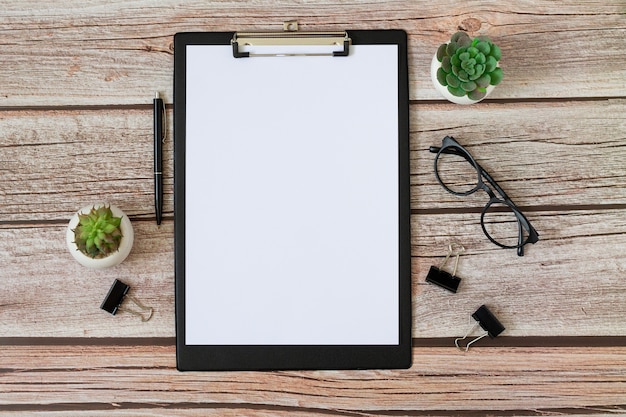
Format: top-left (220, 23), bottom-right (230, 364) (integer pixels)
top-left (436, 32), bottom-right (503, 101)
top-left (73, 205), bottom-right (123, 258)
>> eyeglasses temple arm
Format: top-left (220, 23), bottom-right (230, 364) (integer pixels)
top-left (517, 219), bottom-right (525, 256)
top-left (475, 161), bottom-right (514, 204)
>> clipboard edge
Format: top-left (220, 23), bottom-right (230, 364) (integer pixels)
top-left (173, 29), bottom-right (412, 372)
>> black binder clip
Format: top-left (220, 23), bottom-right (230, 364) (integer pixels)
top-left (455, 305), bottom-right (505, 351)
top-left (425, 242), bottom-right (465, 293)
top-left (100, 279), bottom-right (153, 322)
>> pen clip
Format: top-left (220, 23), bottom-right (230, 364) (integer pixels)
top-left (160, 99), bottom-right (167, 143)
top-left (155, 92), bottom-right (166, 143)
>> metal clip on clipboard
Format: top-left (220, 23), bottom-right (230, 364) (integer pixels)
top-left (232, 21), bottom-right (351, 58)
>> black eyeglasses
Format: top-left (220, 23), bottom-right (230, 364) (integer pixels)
top-left (429, 136), bottom-right (539, 256)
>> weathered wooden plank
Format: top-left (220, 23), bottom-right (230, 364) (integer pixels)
top-left (1, 2), bottom-right (624, 415)
top-left (0, 0), bottom-right (624, 105)
top-left (6, 413), bottom-right (622, 417)
top-left (0, 221), bottom-right (173, 338)
top-left (2, 411), bottom-right (624, 417)
top-left (1, 345), bottom-right (625, 413)
top-left (412, 99), bottom-right (626, 209)
top-left (412, 209), bottom-right (626, 338)
top-left (0, 108), bottom-right (172, 222)
top-left (1, 210), bottom-right (624, 338)
top-left (1, 100), bottom-right (624, 222)
top-left (1, 412), bottom-right (328, 417)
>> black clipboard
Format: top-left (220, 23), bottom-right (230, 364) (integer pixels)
top-left (174, 29), bottom-right (411, 371)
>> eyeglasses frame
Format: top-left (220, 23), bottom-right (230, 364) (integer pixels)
top-left (430, 136), bottom-right (539, 256)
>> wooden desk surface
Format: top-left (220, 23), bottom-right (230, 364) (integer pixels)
top-left (1, 1), bottom-right (625, 415)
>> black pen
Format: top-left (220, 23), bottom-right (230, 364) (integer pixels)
top-left (153, 92), bottom-right (165, 225)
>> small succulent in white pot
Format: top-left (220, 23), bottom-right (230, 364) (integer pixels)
top-left (66, 203), bottom-right (134, 269)
top-left (431, 31), bottom-right (503, 104)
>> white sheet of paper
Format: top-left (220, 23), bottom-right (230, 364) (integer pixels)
top-left (185, 44), bottom-right (399, 345)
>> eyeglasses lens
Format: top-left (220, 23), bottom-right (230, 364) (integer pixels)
top-left (482, 202), bottom-right (524, 248)
top-left (435, 149), bottom-right (479, 195)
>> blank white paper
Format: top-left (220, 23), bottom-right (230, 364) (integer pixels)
top-left (185, 44), bottom-right (399, 345)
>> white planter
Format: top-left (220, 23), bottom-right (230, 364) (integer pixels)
top-left (66, 203), bottom-right (134, 269)
top-left (430, 54), bottom-right (496, 105)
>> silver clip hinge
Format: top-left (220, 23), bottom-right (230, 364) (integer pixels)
top-left (232, 21), bottom-right (351, 58)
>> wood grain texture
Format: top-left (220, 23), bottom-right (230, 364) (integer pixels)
top-left (1, 345), bottom-right (625, 415)
top-left (1, 209), bottom-right (624, 338)
top-left (412, 99), bottom-right (626, 209)
top-left (1, 1), bottom-right (626, 414)
top-left (1, 100), bottom-right (624, 222)
top-left (413, 209), bottom-right (626, 338)
top-left (0, 221), bottom-right (173, 338)
top-left (0, 108), bottom-right (172, 222)
top-left (0, 0), bottom-right (624, 105)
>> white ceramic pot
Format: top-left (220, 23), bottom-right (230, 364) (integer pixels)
top-left (430, 54), bottom-right (496, 105)
top-left (66, 203), bottom-right (134, 269)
